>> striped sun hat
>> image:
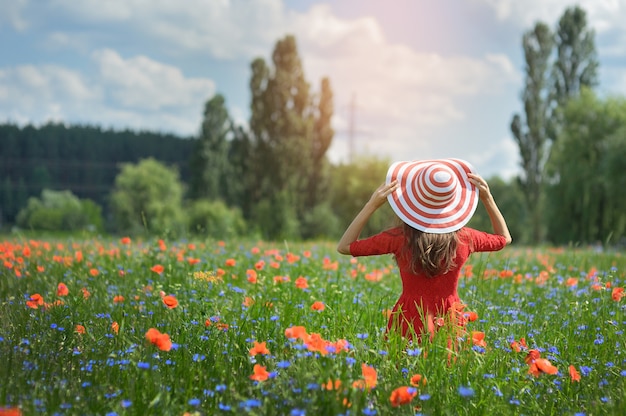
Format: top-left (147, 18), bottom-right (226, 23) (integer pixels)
top-left (386, 158), bottom-right (479, 234)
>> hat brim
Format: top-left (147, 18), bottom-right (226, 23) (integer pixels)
top-left (386, 158), bottom-right (478, 234)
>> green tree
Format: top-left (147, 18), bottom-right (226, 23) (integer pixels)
top-left (551, 6), bottom-right (599, 106)
top-left (109, 158), bottom-right (185, 237)
top-left (545, 89), bottom-right (626, 245)
top-left (510, 22), bottom-right (554, 244)
top-left (189, 94), bottom-right (231, 200)
top-left (248, 35), bottom-right (334, 240)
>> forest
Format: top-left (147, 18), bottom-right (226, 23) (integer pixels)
top-left (1, 6), bottom-right (626, 246)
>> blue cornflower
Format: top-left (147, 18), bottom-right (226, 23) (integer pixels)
top-left (362, 407), bottom-right (377, 415)
top-left (277, 360), bottom-right (291, 369)
top-left (472, 345), bottom-right (486, 354)
top-left (510, 398), bottom-right (520, 405)
top-left (218, 403), bottom-right (231, 411)
top-left (290, 409), bottom-right (306, 416)
top-left (216, 384), bottom-right (227, 392)
top-left (188, 398), bottom-right (201, 406)
top-left (137, 362), bottom-right (150, 369)
top-left (458, 386), bottom-right (474, 398)
top-left (419, 394), bottom-right (431, 401)
top-left (239, 399), bottom-right (262, 408)
top-left (407, 347), bottom-right (421, 356)
top-left (346, 357), bottom-right (356, 366)
top-left (356, 333), bottom-right (368, 340)
top-left (121, 400), bottom-right (132, 408)
top-left (580, 366), bottom-right (592, 376)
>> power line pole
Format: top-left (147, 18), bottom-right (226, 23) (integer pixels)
top-left (348, 93), bottom-right (356, 163)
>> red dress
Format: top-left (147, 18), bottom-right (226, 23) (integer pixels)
top-left (350, 227), bottom-right (507, 339)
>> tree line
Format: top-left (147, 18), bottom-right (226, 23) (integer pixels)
top-left (1, 7), bottom-right (625, 245)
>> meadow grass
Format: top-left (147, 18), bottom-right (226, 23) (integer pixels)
top-left (0, 237), bottom-right (624, 415)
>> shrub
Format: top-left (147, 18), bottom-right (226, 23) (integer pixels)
top-left (187, 199), bottom-right (246, 238)
top-left (15, 189), bottom-right (103, 232)
top-left (109, 158), bottom-right (185, 237)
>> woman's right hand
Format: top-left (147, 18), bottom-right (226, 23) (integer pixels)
top-left (369, 180), bottom-right (399, 208)
top-left (467, 173), bottom-right (492, 202)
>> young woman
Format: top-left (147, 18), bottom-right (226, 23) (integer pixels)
top-left (337, 158), bottom-right (511, 341)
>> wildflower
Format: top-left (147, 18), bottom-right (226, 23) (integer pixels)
top-left (75, 325), bottom-right (86, 334)
top-left (410, 374), bottom-right (427, 387)
top-left (285, 326), bottom-right (308, 340)
top-left (471, 331), bottom-right (486, 348)
top-left (569, 365), bottom-right (581, 382)
top-left (26, 293), bottom-right (44, 309)
top-left (458, 386), bottom-right (475, 398)
top-left (250, 364), bottom-right (270, 382)
top-left (612, 287), bottom-right (624, 301)
top-left (254, 260), bottom-right (265, 271)
top-left (464, 311), bottom-right (478, 321)
top-left (57, 283), bottom-right (69, 297)
top-left (113, 295), bottom-right (125, 304)
top-left (246, 269), bottom-right (258, 284)
top-left (311, 301), bottom-right (325, 311)
top-left (0, 407), bottom-right (22, 416)
top-left (145, 328), bottom-right (172, 351)
top-left (243, 297), bottom-right (255, 307)
top-left (529, 358), bottom-right (558, 377)
top-left (295, 276), bottom-right (308, 289)
top-left (81, 287), bottom-right (91, 299)
top-left (321, 379), bottom-right (342, 390)
top-left (120, 237), bottom-right (131, 245)
top-left (162, 295), bottom-right (178, 309)
top-left (389, 386), bottom-right (417, 407)
top-left (361, 363), bottom-right (377, 389)
top-left (225, 258), bottom-right (236, 267)
top-left (151, 264), bottom-right (164, 274)
top-left (111, 322), bottom-right (119, 334)
top-left (525, 349), bottom-right (541, 364)
top-left (249, 341), bottom-right (271, 356)
top-left (89, 268), bottom-right (99, 276)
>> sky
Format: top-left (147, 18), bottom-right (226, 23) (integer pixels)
top-left (1, 0), bottom-right (626, 180)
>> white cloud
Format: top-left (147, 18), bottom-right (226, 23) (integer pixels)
top-left (0, 0), bottom-right (29, 31)
top-left (0, 50), bottom-right (216, 136)
top-left (476, 0), bottom-right (626, 32)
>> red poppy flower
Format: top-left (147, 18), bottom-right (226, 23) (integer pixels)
top-left (249, 341), bottom-right (270, 356)
top-left (250, 364), bottom-right (270, 382)
top-left (225, 258), bottom-right (236, 267)
top-left (0, 407), bottom-right (23, 416)
top-left (295, 276), bottom-right (308, 289)
top-left (410, 374), bottom-right (427, 387)
top-left (361, 363), bottom-right (377, 389)
top-left (569, 365), bottom-right (581, 382)
top-left (151, 264), bottom-right (164, 274)
top-left (111, 322), bottom-right (119, 334)
top-left (285, 326), bottom-right (308, 340)
top-left (57, 283), bottom-right (69, 297)
top-left (26, 293), bottom-right (44, 309)
top-left (390, 386), bottom-right (417, 407)
top-left (145, 328), bottom-right (172, 351)
top-left (321, 379), bottom-right (342, 390)
top-left (471, 331), bottom-right (487, 347)
top-left (612, 287), bottom-right (624, 301)
top-left (162, 295), bottom-right (178, 309)
top-left (75, 324), bottom-right (86, 334)
top-left (246, 269), bottom-right (258, 284)
top-left (311, 301), bottom-right (325, 311)
top-left (113, 295), bottom-right (125, 303)
top-left (528, 358), bottom-right (558, 376)
top-left (120, 237), bottom-right (131, 245)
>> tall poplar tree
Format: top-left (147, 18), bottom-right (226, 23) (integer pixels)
top-left (189, 94), bottom-right (231, 200)
top-left (510, 22), bottom-right (554, 244)
top-left (248, 35), bottom-right (334, 239)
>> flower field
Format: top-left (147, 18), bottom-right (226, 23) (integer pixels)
top-left (0, 237), bottom-right (624, 415)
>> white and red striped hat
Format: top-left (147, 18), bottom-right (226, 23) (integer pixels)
top-left (386, 158), bottom-right (478, 234)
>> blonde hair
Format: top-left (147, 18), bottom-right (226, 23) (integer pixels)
top-left (402, 223), bottom-right (459, 277)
